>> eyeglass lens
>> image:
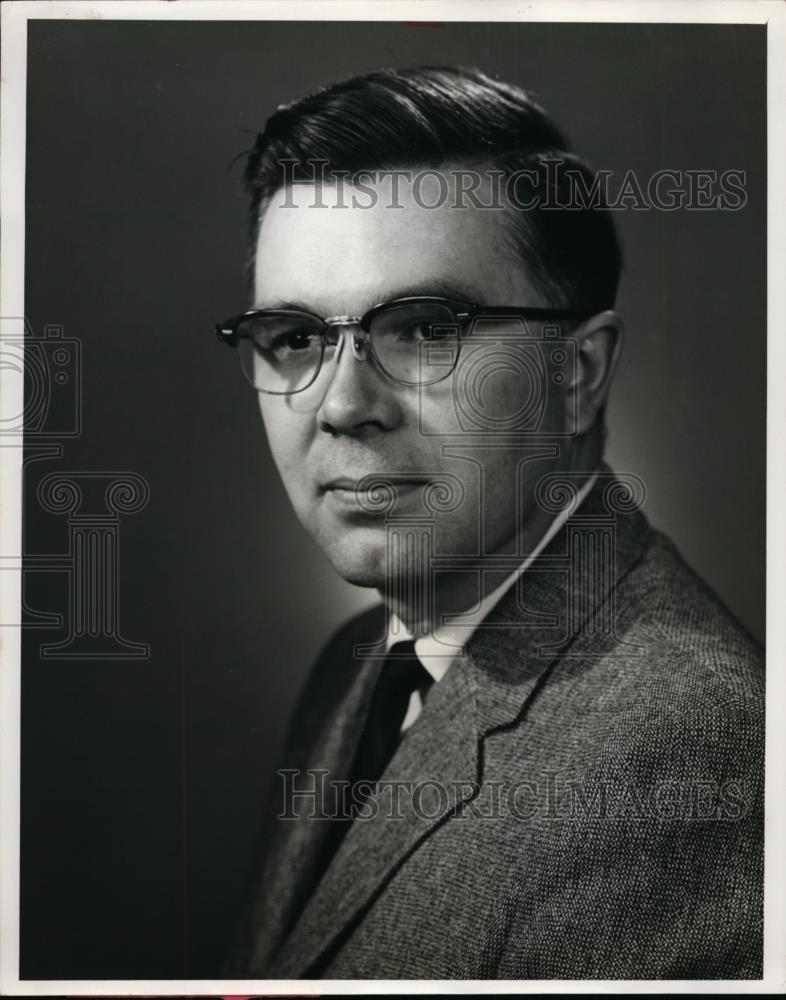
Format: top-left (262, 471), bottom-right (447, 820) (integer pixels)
top-left (236, 301), bottom-right (461, 393)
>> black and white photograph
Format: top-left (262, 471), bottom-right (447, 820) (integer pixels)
top-left (0, 0), bottom-right (783, 992)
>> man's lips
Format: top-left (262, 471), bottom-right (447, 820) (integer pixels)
top-left (320, 476), bottom-right (431, 513)
top-left (321, 476), bottom-right (430, 493)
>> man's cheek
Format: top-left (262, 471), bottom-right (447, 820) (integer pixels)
top-left (278, 459), bottom-right (312, 508)
top-left (261, 417), bottom-right (307, 481)
top-left (415, 389), bottom-right (462, 437)
top-left (418, 369), bottom-right (550, 438)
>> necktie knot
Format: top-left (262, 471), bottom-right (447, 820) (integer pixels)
top-left (382, 639), bottom-right (433, 701)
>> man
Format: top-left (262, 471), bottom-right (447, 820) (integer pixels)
top-left (218, 68), bottom-right (763, 979)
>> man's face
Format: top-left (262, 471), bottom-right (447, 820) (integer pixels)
top-left (252, 175), bottom-right (572, 590)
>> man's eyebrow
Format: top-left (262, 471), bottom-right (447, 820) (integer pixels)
top-left (384, 279), bottom-right (486, 304)
top-left (255, 279), bottom-right (487, 313)
top-left (253, 298), bottom-right (317, 312)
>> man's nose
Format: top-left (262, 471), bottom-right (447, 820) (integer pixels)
top-left (316, 327), bottom-right (402, 435)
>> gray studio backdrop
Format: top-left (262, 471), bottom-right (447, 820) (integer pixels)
top-left (21, 20), bottom-right (765, 978)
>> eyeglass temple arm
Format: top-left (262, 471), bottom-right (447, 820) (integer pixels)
top-left (470, 305), bottom-right (591, 321)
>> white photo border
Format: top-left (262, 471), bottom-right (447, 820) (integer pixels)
top-left (1, 0), bottom-right (783, 994)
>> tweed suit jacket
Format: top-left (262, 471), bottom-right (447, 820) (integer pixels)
top-left (227, 473), bottom-right (764, 980)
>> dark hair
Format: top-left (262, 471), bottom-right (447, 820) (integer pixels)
top-left (242, 66), bottom-right (622, 313)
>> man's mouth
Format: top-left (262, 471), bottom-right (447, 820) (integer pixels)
top-left (321, 476), bottom-right (430, 513)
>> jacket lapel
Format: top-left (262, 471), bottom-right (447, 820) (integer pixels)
top-left (467, 469), bottom-right (652, 734)
top-left (268, 647), bottom-right (481, 979)
top-left (242, 622), bottom-right (385, 974)
top-left (268, 469), bottom-right (652, 978)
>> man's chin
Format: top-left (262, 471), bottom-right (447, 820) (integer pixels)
top-left (336, 568), bottom-right (388, 590)
top-left (318, 531), bottom-right (391, 590)
top-left (309, 510), bottom-right (447, 590)
top-left (327, 560), bottom-right (389, 591)
top-left (318, 530), bottom-right (436, 591)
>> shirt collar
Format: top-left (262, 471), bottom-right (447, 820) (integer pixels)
top-left (384, 471), bottom-right (599, 683)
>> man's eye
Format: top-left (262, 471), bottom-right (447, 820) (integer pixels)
top-left (396, 320), bottom-right (447, 341)
top-left (398, 323), bottom-right (427, 341)
top-left (284, 330), bottom-right (314, 351)
top-left (264, 329), bottom-right (318, 355)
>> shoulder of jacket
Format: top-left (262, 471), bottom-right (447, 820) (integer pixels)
top-left (286, 602), bottom-right (385, 728)
top-left (316, 601), bottom-right (387, 665)
top-left (612, 527), bottom-right (764, 706)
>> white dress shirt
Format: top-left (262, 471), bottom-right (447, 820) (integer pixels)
top-left (384, 472), bottom-right (598, 731)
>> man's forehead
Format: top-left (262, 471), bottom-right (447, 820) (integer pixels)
top-left (256, 277), bottom-right (491, 313)
top-left (253, 176), bottom-right (537, 312)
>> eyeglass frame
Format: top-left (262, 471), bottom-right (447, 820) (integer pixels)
top-left (215, 295), bottom-right (592, 395)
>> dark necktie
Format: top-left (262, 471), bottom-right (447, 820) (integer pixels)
top-left (302, 640), bottom-right (435, 911)
top-left (348, 639), bottom-right (435, 799)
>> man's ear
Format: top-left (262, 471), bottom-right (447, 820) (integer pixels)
top-left (564, 309), bottom-right (624, 435)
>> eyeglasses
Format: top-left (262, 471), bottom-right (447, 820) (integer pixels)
top-left (215, 296), bottom-right (590, 395)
